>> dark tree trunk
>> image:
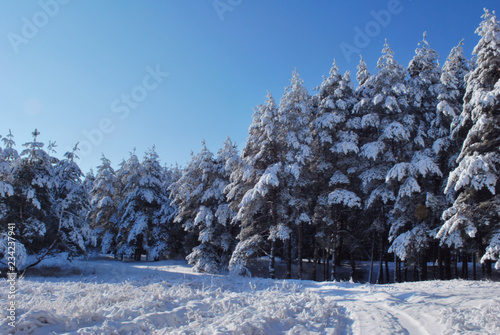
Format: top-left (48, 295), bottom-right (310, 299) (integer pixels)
top-left (385, 256), bottom-right (390, 283)
top-left (331, 245), bottom-right (337, 281)
top-left (377, 237), bottom-right (384, 284)
top-left (438, 246), bottom-right (444, 280)
top-left (394, 254), bottom-right (400, 283)
top-left (269, 240), bottom-right (276, 279)
top-left (453, 251), bottom-right (459, 279)
top-left (486, 260), bottom-right (492, 277)
top-left (323, 250), bottom-right (328, 281)
top-left (350, 252), bottom-right (357, 280)
top-left (444, 247), bottom-right (452, 280)
top-left (285, 238), bottom-right (292, 279)
top-left (421, 252), bottom-right (427, 281)
top-left (472, 252), bottom-right (477, 280)
top-left (313, 235), bottom-right (319, 281)
top-left (461, 252), bottom-right (468, 279)
top-left (369, 230), bottom-right (375, 283)
top-left (298, 222), bottom-right (303, 280)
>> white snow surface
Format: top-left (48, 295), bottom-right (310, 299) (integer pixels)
top-left (1, 256), bottom-right (499, 334)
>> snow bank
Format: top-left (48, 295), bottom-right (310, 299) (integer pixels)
top-left (1, 258), bottom-right (499, 334)
top-left (1, 277), bottom-right (341, 334)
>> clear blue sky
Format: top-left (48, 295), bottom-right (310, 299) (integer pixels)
top-left (1, 0), bottom-right (498, 173)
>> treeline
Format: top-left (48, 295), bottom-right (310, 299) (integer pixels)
top-left (1, 10), bottom-right (499, 282)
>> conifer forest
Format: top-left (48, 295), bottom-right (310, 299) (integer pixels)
top-left (2, 9), bottom-right (500, 284)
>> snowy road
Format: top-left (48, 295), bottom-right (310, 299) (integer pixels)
top-left (1, 257), bottom-right (499, 334)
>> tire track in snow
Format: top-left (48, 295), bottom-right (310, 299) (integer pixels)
top-left (311, 285), bottom-right (443, 335)
top-left (373, 302), bottom-right (431, 335)
top-left (342, 299), bottom-right (407, 335)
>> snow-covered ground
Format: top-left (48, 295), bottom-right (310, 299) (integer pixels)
top-left (1, 256), bottom-right (499, 334)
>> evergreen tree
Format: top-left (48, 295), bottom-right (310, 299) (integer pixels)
top-left (438, 9), bottom-right (500, 269)
top-left (311, 60), bottom-right (360, 280)
top-left (52, 144), bottom-right (94, 256)
top-left (430, 40), bottom-right (471, 278)
top-left (1, 130), bottom-right (92, 270)
top-left (171, 140), bottom-right (237, 273)
top-left (88, 155), bottom-right (119, 255)
top-left (227, 92), bottom-right (283, 277)
top-left (387, 33), bottom-right (443, 280)
top-left (355, 41), bottom-right (409, 283)
top-left (141, 147), bottom-right (174, 260)
top-left (115, 149), bottom-right (142, 259)
top-left (116, 147), bottom-right (170, 261)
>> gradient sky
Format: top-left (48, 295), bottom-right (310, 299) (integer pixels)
top-left (1, 0), bottom-right (499, 173)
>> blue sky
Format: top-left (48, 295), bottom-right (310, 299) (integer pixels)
top-left (1, 0), bottom-right (499, 173)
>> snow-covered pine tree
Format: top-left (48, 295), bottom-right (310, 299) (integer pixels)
top-left (438, 9), bottom-right (500, 271)
top-left (311, 60), bottom-right (360, 281)
top-left (170, 147), bottom-right (212, 266)
top-left (0, 131), bottom-right (18, 267)
top-left (155, 164), bottom-right (181, 258)
top-left (52, 144), bottom-right (94, 257)
top-left (88, 155), bottom-right (119, 255)
top-left (355, 41), bottom-right (409, 283)
top-left (141, 147), bottom-right (176, 261)
top-left (170, 140), bottom-right (237, 273)
top-left (276, 69), bottom-right (313, 279)
top-left (226, 92), bottom-right (283, 277)
top-left (83, 169), bottom-right (95, 198)
top-left (115, 149), bottom-right (142, 259)
top-left (116, 147), bottom-right (169, 261)
top-left (7, 130), bottom-right (58, 265)
top-left (357, 55), bottom-right (370, 87)
top-left (431, 40), bottom-right (470, 279)
top-left (0, 130), bottom-right (16, 215)
top-left (387, 33), bottom-right (443, 281)
top-left (1, 130), bottom-right (92, 270)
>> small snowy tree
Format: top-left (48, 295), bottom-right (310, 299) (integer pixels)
top-left (52, 144), bottom-right (94, 257)
top-left (115, 147), bottom-right (170, 261)
top-left (171, 140), bottom-right (238, 273)
top-left (1, 130), bottom-right (92, 270)
top-left (88, 155), bottom-right (119, 255)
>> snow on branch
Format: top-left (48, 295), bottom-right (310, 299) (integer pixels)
top-left (328, 189), bottom-right (361, 208)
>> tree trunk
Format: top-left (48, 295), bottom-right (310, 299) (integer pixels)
top-left (394, 254), bottom-right (398, 283)
top-left (369, 230), bottom-right (375, 283)
top-left (323, 249), bottom-right (327, 281)
top-left (453, 251), bottom-right (459, 279)
top-left (438, 246), bottom-right (444, 280)
top-left (377, 237), bottom-right (384, 284)
top-left (285, 238), bottom-right (292, 279)
top-left (385, 256), bottom-right (390, 283)
top-left (421, 252), bottom-right (427, 281)
top-left (313, 236), bottom-right (319, 281)
top-left (298, 222), bottom-right (303, 280)
top-left (444, 247), bottom-right (452, 280)
top-left (472, 252), bottom-right (477, 280)
top-left (269, 240), bottom-right (276, 279)
top-left (486, 260), bottom-right (492, 277)
top-left (462, 252), bottom-right (468, 279)
top-left (350, 252), bottom-right (357, 280)
top-left (331, 244), bottom-right (336, 281)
